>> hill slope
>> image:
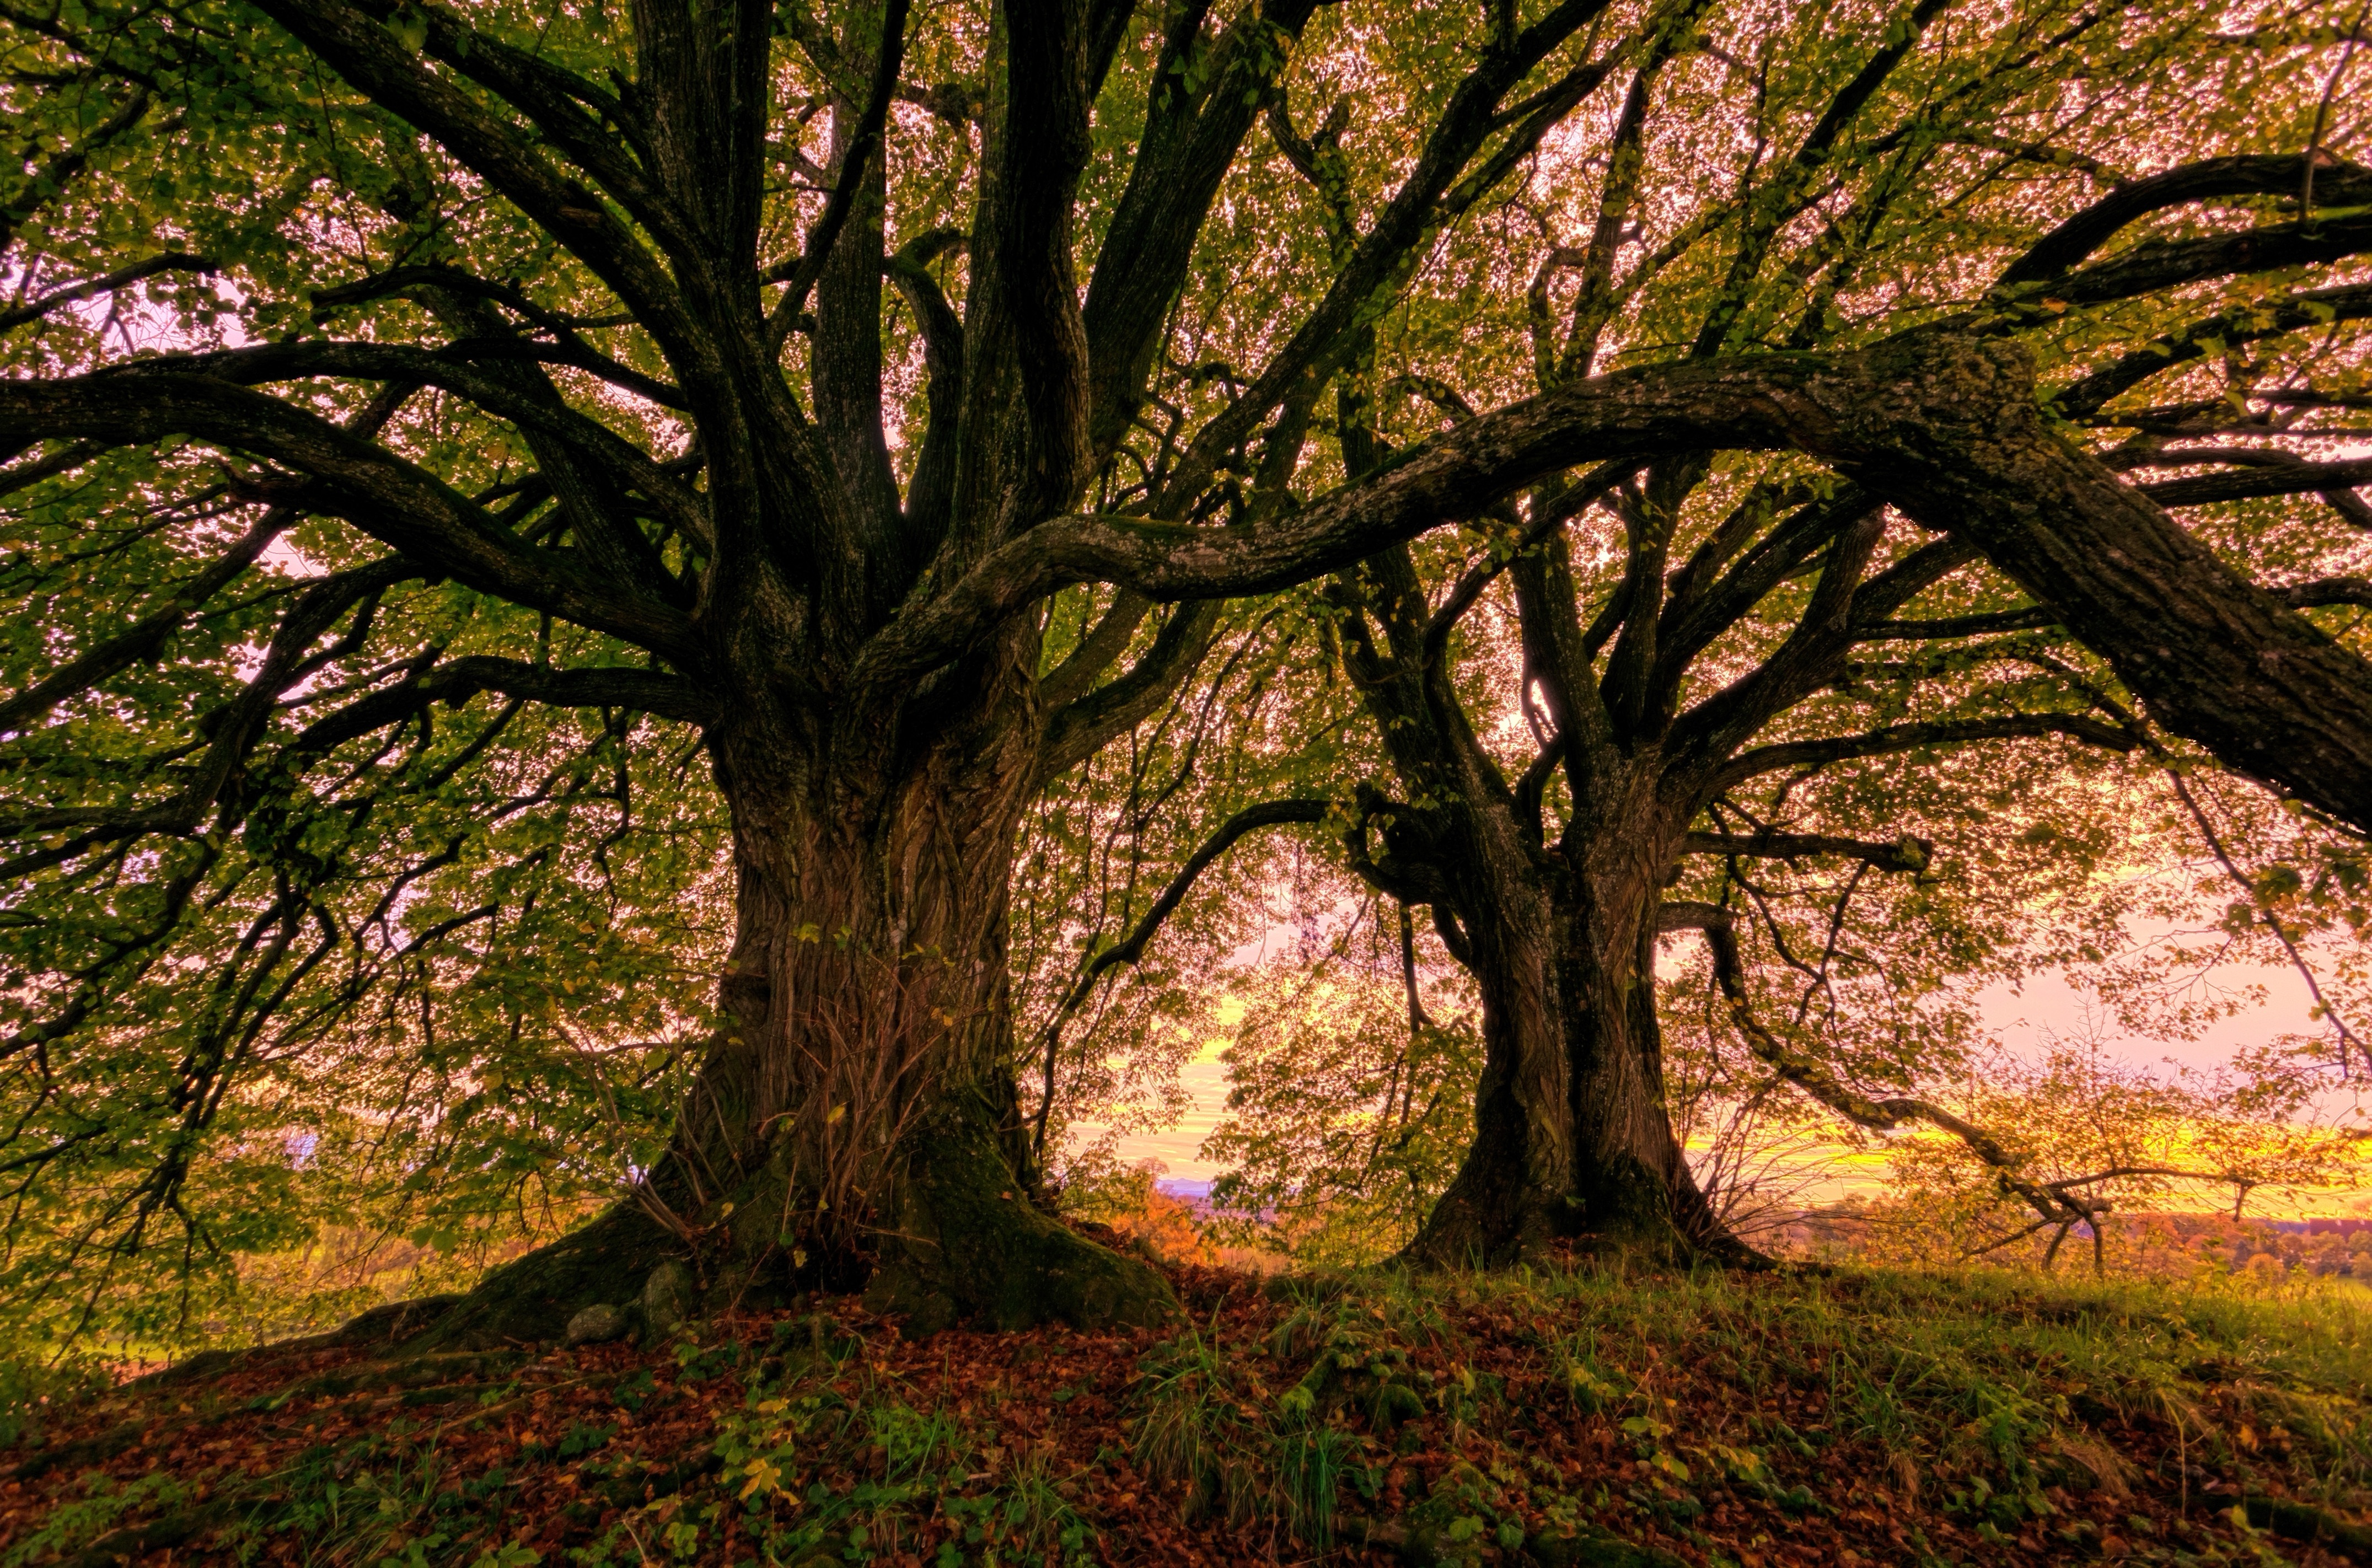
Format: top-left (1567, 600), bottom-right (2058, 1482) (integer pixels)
top-left (3, 1256), bottom-right (2368, 1566)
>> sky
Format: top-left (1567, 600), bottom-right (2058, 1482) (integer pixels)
top-left (1083, 928), bottom-right (2372, 1214)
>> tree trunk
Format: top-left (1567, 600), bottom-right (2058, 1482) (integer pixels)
top-left (1561, 893), bottom-right (1733, 1257)
top-left (1395, 791), bottom-right (1734, 1269)
top-left (1399, 872), bottom-right (1574, 1267)
top-left (416, 653), bottom-right (1176, 1346)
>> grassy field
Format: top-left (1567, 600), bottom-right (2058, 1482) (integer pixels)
top-left (2, 1255), bottom-right (2368, 1566)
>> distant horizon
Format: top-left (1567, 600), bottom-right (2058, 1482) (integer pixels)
top-left (1077, 932), bottom-right (2371, 1216)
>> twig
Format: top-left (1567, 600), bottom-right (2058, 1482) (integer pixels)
top-left (2303, 0), bottom-right (2372, 217)
top-left (2166, 769), bottom-right (2366, 1075)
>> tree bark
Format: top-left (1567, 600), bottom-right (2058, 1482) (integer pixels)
top-left (1329, 533), bottom-right (1737, 1268)
top-left (418, 636), bottom-right (1177, 1346)
top-left (1391, 792), bottom-right (1731, 1268)
top-left (1394, 846), bottom-right (1573, 1267)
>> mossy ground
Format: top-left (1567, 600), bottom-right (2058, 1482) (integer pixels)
top-left (2, 1248), bottom-right (2368, 1566)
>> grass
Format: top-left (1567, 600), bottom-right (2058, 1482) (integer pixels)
top-left (1121, 1261), bottom-right (2372, 1561)
top-left (2, 1260), bottom-right (2368, 1565)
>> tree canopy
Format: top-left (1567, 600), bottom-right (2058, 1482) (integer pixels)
top-left (4, 0), bottom-right (2372, 1346)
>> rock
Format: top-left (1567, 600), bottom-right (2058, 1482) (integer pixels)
top-left (565, 1303), bottom-right (629, 1346)
top-left (642, 1260), bottom-right (694, 1338)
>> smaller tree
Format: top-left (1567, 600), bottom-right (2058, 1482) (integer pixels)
top-left (1867, 1038), bottom-right (2368, 1273)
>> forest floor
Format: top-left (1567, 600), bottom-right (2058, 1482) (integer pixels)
top-left (2, 1245), bottom-right (2369, 1567)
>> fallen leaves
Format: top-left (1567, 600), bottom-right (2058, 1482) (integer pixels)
top-left (0, 1259), bottom-right (2367, 1566)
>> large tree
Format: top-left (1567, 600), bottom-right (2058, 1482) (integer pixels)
top-left (7, 0), bottom-right (2372, 1340)
top-left (1022, 0), bottom-right (2372, 1266)
top-left (1305, 8), bottom-right (2372, 1261)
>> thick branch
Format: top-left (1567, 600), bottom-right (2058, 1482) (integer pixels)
top-left (309, 266), bottom-right (688, 411)
top-left (291, 657), bottom-right (716, 754)
top-left (2052, 281), bottom-right (2372, 419)
top-left (1037, 602), bottom-right (1224, 784)
top-left (1038, 590), bottom-right (1152, 711)
top-left (1653, 490), bottom-right (1874, 691)
top-left (0, 373), bottom-right (700, 664)
top-left (2284, 576), bottom-right (2372, 609)
top-left (1421, 461), bottom-right (1636, 662)
top-left (1155, 0), bottom-right (1622, 511)
top-left (1859, 606), bottom-right (2058, 640)
top-left (1719, 713), bottom-right (2134, 787)
top-left (1999, 152), bottom-right (2372, 286)
top-left (885, 229), bottom-right (967, 541)
top-left (117, 340), bottom-right (707, 544)
top-left (2140, 453), bottom-right (2372, 510)
top-left (766, 0), bottom-right (913, 343)
top-left (975, 0), bottom-right (1099, 522)
top-left (1081, 0), bottom-right (1325, 458)
top-left (0, 253), bottom-right (218, 335)
top-left (246, 0), bottom-right (700, 363)
top-left (2027, 206), bottom-right (2372, 310)
top-left (1, 383), bottom-right (419, 733)
top-left (865, 329), bottom-right (2372, 832)
top-left (1679, 830), bottom-right (1931, 873)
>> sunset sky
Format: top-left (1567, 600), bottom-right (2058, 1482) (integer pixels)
top-left (1088, 928), bottom-right (2372, 1214)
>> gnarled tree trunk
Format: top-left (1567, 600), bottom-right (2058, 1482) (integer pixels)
top-left (421, 633), bottom-right (1182, 1349)
top-left (1386, 781), bottom-right (1726, 1268)
top-left (1338, 481), bottom-right (1946, 1271)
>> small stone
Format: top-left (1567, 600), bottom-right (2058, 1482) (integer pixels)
top-left (566, 1303), bottom-right (628, 1346)
top-left (642, 1259), bottom-right (694, 1337)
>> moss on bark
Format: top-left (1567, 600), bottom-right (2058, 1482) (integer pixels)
top-left (374, 1095), bottom-right (1171, 1354)
top-left (399, 1203), bottom-right (683, 1352)
top-left (863, 1097), bottom-right (1179, 1334)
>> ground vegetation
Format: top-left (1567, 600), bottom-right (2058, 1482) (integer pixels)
top-left (8, 1259), bottom-right (2372, 1566)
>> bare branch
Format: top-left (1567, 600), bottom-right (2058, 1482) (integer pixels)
top-left (1028, 797), bottom-right (1332, 1157)
top-left (0, 253), bottom-right (218, 335)
top-left (2166, 769), bottom-right (2368, 1076)
top-left (1683, 905), bottom-right (2086, 1231)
